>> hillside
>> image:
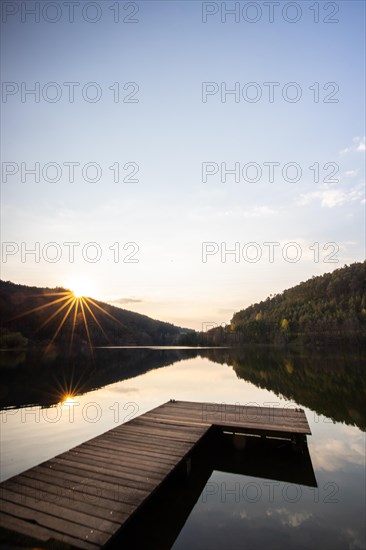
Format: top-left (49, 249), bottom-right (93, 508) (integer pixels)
top-left (0, 280), bottom-right (192, 349)
top-left (205, 262), bottom-right (366, 346)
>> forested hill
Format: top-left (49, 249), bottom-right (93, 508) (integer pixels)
top-left (0, 280), bottom-right (192, 348)
top-left (209, 262), bottom-right (366, 346)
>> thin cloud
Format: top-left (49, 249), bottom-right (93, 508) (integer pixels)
top-left (111, 297), bottom-right (143, 305)
top-left (266, 508), bottom-right (313, 528)
top-left (340, 136), bottom-right (365, 155)
top-left (310, 434), bottom-right (365, 472)
top-left (249, 206), bottom-right (277, 217)
top-left (345, 170), bottom-right (359, 177)
top-left (219, 206), bottom-right (278, 218)
top-left (298, 185), bottom-right (364, 208)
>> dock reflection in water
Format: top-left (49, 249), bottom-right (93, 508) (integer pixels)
top-left (113, 431), bottom-right (317, 550)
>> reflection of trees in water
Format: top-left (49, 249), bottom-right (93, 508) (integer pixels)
top-left (0, 348), bottom-right (199, 410)
top-left (201, 347), bottom-right (366, 431)
top-left (1, 346), bottom-right (365, 432)
top-left (0, 351), bottom-right (26, 369)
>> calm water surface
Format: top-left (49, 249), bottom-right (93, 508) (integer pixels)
top-left (1, 347), bottom-right (365, 549)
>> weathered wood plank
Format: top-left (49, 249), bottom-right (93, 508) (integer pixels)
top-left (147, 407), bottom-right (309, 427)
top-left (150, 400), bottom-right (310, 426)
top-left (19, 468), bottom-right (137, 513)
top-left (138, 413), bottom-right (310, 434)
top-left (0, 400), bottom-right (311, 549)
top-left (0, 511), bottom-right (99, 550)
top-left (75, 442), bottom-right (174, 476)
top-left (0, 487), bottom-right (120, 534)
top-left (40, 459), bottom-right (158, 496)
top-left (66, 447), bottom-right (166, 481)
top-left (68, 439), bottom-right (179, 468)
top-left (66, 441), bottom-right (179, 471)
top-left (54, 453), bottom-right (166, 486)
top-left (0, 499), bottom-right (108, 545)
top-left (101, 432), bottom-right (190, 456)
top-left (3, 477), bottom-right (130, 523)
top-left (103, 428), bottom-right (200, 448)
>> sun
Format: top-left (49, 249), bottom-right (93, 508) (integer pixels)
top-left (63, 394), bottom-right (76, 405)
top-left (69, 280), bottom-right (94, 299)
top-left (72, 286), bottom-right (84, 299)
top-left (8, 277), bottom-right (123, 355)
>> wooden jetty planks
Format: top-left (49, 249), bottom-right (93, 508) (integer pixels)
top-left (0, 400), bottom-right (311, 548)
top-left (142, 400), bottom-right (311, 434)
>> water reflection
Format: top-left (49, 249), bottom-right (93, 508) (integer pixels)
top-left (174, 468), bottom-right (364, 550)
top-left (171, 431), bottom-right (365, 550)
top-left (112, 432), bottom-right (317, 549)
top-left (0, 349), bottom-right (365, 549)
top-left (0, 347), bottom-right (200, 409)
top-left (1, 346), bottom-right (365, 431)
top-left (200, 347), bottom-right (366, 431)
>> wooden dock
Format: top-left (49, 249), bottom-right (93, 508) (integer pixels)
top-left (0, 400), bottom-right (311, 549)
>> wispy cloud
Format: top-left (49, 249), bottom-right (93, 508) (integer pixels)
top-left (188, 204), bottom-right (278, 222)
top-left (217, 206), bottom-right (278, 218)
top-left (340, 136), bottom-right (366, 155)
top-left (298, 184), bottom-right (364, 208)
top-left (345, 170), bottom-right (359, 177)
top-left (310, 433), bottom-right (365, 472)
top-left (110, 297), bottom-right (143, 306)
top-left (343, 528), bottom-right (366, 550)
top-left (266, 508), bottom-right (313, 528)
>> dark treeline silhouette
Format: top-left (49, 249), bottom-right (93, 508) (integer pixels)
top-left (3, 263), bottom-right (364, 351)
top-left (0, 280), bottom-right (193, 348)
top-left (182, 262), bottom-right (366, 347)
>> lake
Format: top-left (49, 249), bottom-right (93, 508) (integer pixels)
top-left (1, 346), bottom-right (365, 549)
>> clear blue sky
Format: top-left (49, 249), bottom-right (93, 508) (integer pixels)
top-left (1, 1), bottom-right (365, 329)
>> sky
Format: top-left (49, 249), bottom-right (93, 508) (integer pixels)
top-left (1, 0), bottom-right (365, 330)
